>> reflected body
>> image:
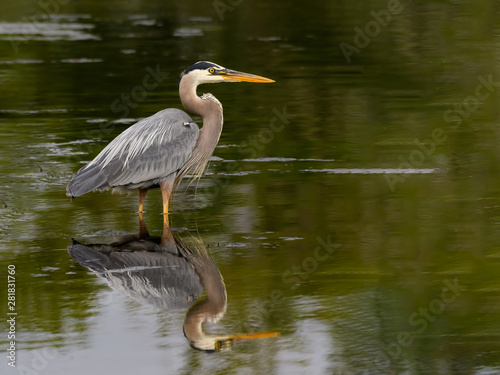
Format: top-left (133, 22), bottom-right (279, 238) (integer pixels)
top-left (66, 61), bottom-right (273, 224)
top-left (68, 225), bottom-right (278, 351)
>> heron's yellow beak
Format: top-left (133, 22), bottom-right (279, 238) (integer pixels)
top-left (222, 69), bottom-right (275, 83)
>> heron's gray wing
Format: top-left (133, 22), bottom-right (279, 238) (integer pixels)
top-left (67, 108), bottom-right (199, 195)
top-left (104, 123), bottom-right (198, 187)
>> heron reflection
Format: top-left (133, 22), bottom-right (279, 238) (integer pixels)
top-left (68, 223), bottom-right (278, 351)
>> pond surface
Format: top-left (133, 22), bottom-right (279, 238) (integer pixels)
top-left (1, 1), bottom-right (500, 374)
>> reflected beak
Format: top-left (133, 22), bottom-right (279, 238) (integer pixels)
top-left (214, 331), bottom-right (279, 351)
top-left (222, 69), bottom-right (275, 83)
top-left (227, 331), bottom-right (280, 341)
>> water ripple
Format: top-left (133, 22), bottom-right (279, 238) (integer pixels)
top-left (301, 168), bottom-right (440, 174)
top-left (0, 18), bottom-right (99, 41)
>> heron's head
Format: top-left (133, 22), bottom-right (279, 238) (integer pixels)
top-left (179, 61), bottom-right (274, 86)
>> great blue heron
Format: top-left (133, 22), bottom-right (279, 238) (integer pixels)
top-left (67, 61), bottom-right (274, 222)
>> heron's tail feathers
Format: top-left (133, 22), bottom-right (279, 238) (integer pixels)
top-left (66, 164), bottom-right (109, 198)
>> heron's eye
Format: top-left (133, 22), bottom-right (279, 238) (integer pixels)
top-left (209, 68), bottom-right (215, 74)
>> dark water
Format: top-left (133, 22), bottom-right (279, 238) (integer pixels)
top-left (1, 0), bottom-right (500, 374)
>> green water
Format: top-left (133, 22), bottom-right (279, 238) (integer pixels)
top-left (1, 0), bottom-right (500, 374)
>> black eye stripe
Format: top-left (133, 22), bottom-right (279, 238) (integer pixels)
top-left (182, 61), bottom-right (222, 76)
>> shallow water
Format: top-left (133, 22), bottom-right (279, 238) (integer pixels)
top-left (1, 1), bottom-right (500, 374)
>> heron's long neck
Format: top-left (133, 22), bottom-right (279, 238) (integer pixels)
top-left (179, 76), bottom-right (223, 144)
top-left (178, 76), bottom-right (224, 182)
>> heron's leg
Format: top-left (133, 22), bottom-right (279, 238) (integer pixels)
top-left (138, 188), bottom-right (148, 213)
top-left (160, 180), bottom-right (173, 227)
